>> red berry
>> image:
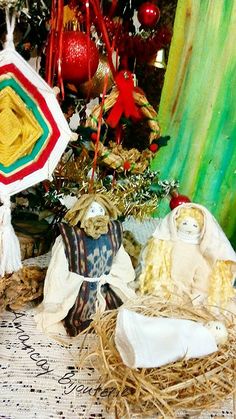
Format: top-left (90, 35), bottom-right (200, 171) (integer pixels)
top-left (149, 143), bottom-right (158, 152)
top-left (170, 194), bottom-right (191, 210)
top-left (91, 132), bottom-right (98, 142)
top-left (123, 161), bottom-right (131, 171)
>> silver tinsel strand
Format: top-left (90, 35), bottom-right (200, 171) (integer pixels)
top-left (158, 179), bottom-right (179, 196)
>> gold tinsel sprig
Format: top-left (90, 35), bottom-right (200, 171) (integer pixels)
top-left (51, 156), bottom-right (161, 221)
top-left (0, 0), bottom-right (23, 9)
top-left (111, 169), bottom-right (160, 220)
top-left (48, 169), bottom-right (159, 221)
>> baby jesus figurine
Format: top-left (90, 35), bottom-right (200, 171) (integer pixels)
top-left (35, 193), bottom-right (136, 336)
top-left (138, 203), bottom-right (236, 313)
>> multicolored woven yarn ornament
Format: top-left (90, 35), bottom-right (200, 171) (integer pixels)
top-left (0, 7), bottom-right (72, 276)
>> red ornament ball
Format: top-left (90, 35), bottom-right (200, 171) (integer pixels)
top-left (149, 143), bottom-right (158, 152)
top-left (137, 2), bottom-right (160, 28)
top-left (170, 194), bottom-right (191, 210)
top-left (61, 31), bottom-right (99, 84)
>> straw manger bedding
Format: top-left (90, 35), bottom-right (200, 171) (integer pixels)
top-left (76, 296), bottom-right (236, 418)
top-left (0, 302), bottom-right (235, 419)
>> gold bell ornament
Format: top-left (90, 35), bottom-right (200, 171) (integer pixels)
top-left (148, 49), bottom-right (166, 69)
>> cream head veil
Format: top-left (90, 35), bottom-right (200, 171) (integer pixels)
top-left (152, 203), bottom-right (236, 265)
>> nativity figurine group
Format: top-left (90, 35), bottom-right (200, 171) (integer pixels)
top-left (34, 193), bottom-right (236, 348)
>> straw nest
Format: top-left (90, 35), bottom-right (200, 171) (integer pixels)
top-left (86, 87), bottom-right (160, 174)
top-left (79, 296), bottom-right (236, 418)
top-left (86, 87), bottom-right (160, 143)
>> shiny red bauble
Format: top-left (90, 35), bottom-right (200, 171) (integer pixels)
top-left (149, 143), bottom-right (158, 152)
top-left (169, 194), bottom-right (191, 210)
top-left (137, 2), bottom-right (160, 28)
top-left (61, 31), bottom-right (99, 84)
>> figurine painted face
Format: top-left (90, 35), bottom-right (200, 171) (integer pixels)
top-left (175, 208), bottom-right (204, 244)
top-left (85, 201), bottom-right (105, 220)
top-left (177, 216), bottom-right (201, 235)
top-left (205, 321), bottom-right (228, 345)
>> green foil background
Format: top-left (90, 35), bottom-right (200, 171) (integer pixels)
top-left (151, 0), bottom-right (236, 245)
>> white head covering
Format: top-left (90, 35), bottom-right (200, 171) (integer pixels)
top-left (152, 203), bottom-right (236, 266)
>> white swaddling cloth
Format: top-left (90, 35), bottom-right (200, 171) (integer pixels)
top-left (115, 309), bottom-right (218, 369)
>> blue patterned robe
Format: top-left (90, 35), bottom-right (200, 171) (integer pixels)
top-left (59, 220), bottom-right (123, 336)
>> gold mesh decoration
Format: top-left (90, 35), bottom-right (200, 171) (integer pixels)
top-left (0, 86), bottom-right (43, 167)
